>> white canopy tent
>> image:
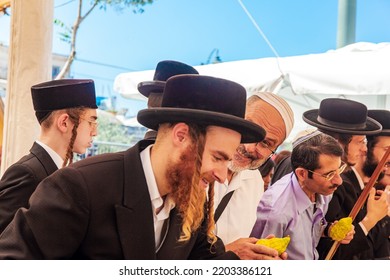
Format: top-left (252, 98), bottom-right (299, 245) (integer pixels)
top-left (113, 42), bottom-right (390, 142)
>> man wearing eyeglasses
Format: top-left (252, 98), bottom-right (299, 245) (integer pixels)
top-left (213, 92), bottom-right (294, 259)
top-left (0, 79), bottom-right (98, 234)
top-left (318, 109), bottom-right (390, 259)
top-left (251, 131), bottom-right (355, 259)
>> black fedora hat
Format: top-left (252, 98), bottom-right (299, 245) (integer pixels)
top-left (138, 60), bottom-right (199, 97)
top-left (368, 110), bottom-right (390, 136)
top-left (303, 98), bottom-right (382, 135)
top-left (137, 74), bottom-right (266, 143)
top-left (31, 79), bottom-right (97, 124)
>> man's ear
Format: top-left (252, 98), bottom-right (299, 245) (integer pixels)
top-left (171, 123), bottom-right (190, 146)
top-left (56, 113), bottom-right (71, 133)
top-left (295, 167), bottom-right (308, 181)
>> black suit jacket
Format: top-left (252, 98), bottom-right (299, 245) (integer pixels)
top-left (317, 169), bottom-right (390, 259)
top-left (0, 142), bottom-right (58, 234)
top-left (0, 141), bottom-right (237, 260)
top-left (271, 156), bottom-right (292, 185)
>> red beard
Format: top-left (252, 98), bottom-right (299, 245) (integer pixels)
top-left (166, 145), bottom-right (202, 212)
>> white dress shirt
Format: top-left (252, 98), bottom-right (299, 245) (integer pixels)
top-left (213, 169), bottom-right (264, 244)
top-left (35, 140), bottom-right (64, 169)
top-left (140, 145), bottom-right (175, 251)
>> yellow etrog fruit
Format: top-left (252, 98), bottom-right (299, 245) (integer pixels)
top-left (329, 217), bottom-right (353, 241)
top-left (256, 236), bottom-right (290, 255)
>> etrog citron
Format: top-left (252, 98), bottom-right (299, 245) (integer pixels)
top-left (256, 236), bottom-right (290, 255)
top-left (329, 217), bottom-right (353, 241)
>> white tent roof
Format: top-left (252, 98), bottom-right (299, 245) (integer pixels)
top-left (113, 42), bottom-right (390, 141)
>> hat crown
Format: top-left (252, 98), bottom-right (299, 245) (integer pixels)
top-left (138, 60), bottom-right (199, 97)
top-left (318, 98), bottom-right (368, 126)
top-left (302, 98), bottom-right (382, 135)
top-left (368, 109), bottom-right (390, 135)
top-left (161, 74), bottom-right (246, 118)
top-left (153, 60), bottom-right (199, 82)
top-left (31, 79), bottom-right (97, 123)
top-left (137, 74), bottom-right (266, 143)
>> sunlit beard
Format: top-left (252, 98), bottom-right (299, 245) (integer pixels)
top-left (362, 156), bottom-right (385, 182)
top-left (166, 145), bottom-right (205, 213)
top-left (229, 145), bottom-right (264, 172)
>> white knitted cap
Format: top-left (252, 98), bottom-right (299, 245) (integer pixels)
top-left (253, 92), bottom-right (295, 139)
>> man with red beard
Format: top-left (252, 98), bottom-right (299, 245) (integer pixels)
top-left (251, 131), bottom-right (355, 259)
top-left (318, 109), bottom-right (389, 259)
top-left (0, 75), bottom-right (266, 259)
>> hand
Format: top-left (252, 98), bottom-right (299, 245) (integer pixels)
top-left (362, 188), bottom-right (388, 231)
top-left (339, 224), bottom-right (355, 244)
top-left (225, 237), bottom-right (286, 260)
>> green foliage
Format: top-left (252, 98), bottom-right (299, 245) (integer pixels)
top-left (54, 19), bottom-right (72, 44)
top-left (95, 113), bottom-right (134, 145)
top-left (95, 0), bottom-right (155, 13)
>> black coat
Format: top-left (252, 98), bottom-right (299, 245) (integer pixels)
top-left (0, 142), bottom-right (58, 234)
top-left (317, 169), bottom-right (389, 259)
top-left (0, 141), bottom-right (237, 260)
top-left (271, 156), bottom-right (292, 185)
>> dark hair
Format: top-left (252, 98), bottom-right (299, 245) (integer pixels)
top-left (362, 135), bottom-right (381, 178)
top-left (291, 133), bottom-right (343, 178)
top-left (273, 150), bottom-right (291, 166)
top-left (40, 107), bottom-right (87, 167)
top-left (258, 158), bottom-right (275, 177)
top-left (318, 129), bottom-right (352, 159)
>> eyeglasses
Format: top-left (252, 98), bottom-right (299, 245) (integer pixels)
top-left (307, 162), bottom-right (347, 181)
top-left (80, 117), bottom-right (98, 129)
top-left (354, 137), bottom-right (368, 146)
top-left (255, 140), bottom-right (277, 158)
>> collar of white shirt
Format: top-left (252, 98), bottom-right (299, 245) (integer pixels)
top-left (35, 140), bottom-right (64, 169)
top-left (140, 144), bottom-right (175, 250)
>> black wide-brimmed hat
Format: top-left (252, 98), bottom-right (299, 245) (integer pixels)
top-left (137, 74), bottom-right (266, 143)
top-left (31, 79), bottom-right (97, 124)
top-left (368, 110), bottom-right (390, 136)
top-left (303, 98), bottom-right (382, 135)
top-left (138, 60), bottom-right (199, 97)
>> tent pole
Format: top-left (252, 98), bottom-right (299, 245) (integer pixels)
top-left (337, 0), bottom-right (356, 48)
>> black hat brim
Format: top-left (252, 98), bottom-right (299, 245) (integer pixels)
top-left (137, 108), bottom-right (266, 143)
top-left (303, 109), bottom-right (382, 135)
top-left (138, 81), bottom-right (165, 97)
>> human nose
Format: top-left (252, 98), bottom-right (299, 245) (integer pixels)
top-left (213, 161), bottom-right (230, 183)
top-left (244, 143), bottom-right (259, 155)
top-left (91, 126), bottom-right (98, 136)
top-left (331, 172), bottom-right (343, 185)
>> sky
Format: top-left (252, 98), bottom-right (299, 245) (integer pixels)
top-left (1, 0), bottom-right (390, 116)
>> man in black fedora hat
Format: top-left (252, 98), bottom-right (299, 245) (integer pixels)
top-left (272, 98), bottom-right (382, 184)
top-left (0, 74), bottom-right (268, 260)
top-left (138, 60), bottom-right (199, 140)
top-left (0, 79), bottom-right (98, 234)
top-left (318, 109), bottom-right (390, 259)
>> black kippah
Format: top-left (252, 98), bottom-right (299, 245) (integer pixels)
top-left (31, 79), bottom-right (97, 123)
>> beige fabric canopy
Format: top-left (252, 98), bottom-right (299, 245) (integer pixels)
top-left (1, 0), bottom-right (54, 174)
